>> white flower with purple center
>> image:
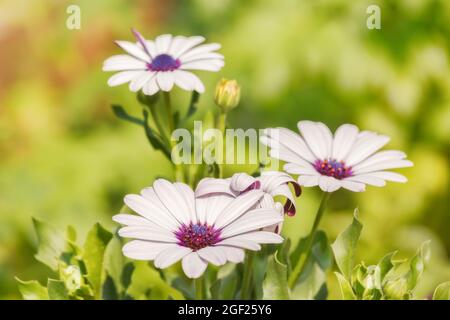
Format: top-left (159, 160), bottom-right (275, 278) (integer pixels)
top-left (113, 179), bottom-right (283, 279)
top-left (103, 29), bottom-right (224, 95)
top-left (195, 171), bottom-right (301, 233)
top-left (261, 121), bottom-right (413, 192)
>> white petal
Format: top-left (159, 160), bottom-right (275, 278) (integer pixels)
top-left (283, 163), bottom-right (317, 175)
top-left (364, 171), bottom-right (408, 183)
top-left (344, 132), bottom-right (390, 166)
top-left (122, 240), bottom-right (173, 260)
top-left (142, 77), bottom-right (160, 95)
top-left (107, 71), bottom-right (142, 86)
top-left (218, 238), bottom-right (261, 251)
top-left (167, 36), bottom-right (188, 56)
top-left (172, 70), bottom-right (194, 91)
top-left (262, 128), bottom-right (317, 163)
top-left (144, 40), bottom-right (158, 58)
top-left (195, 178), bottom-right (234, 197)
top-left (112, 213), bottom-right (157, 227)
top-left (103, 55), bottom-right (147, 71)
top-left (180, 52), bottom-right (224, 64)
top-left (205, 194), bottom-right (236, 226)
top-left (230, 173), bottom-right (256, 192)
top-left (179, 43), bottom-right (221, 60)
top-left (353, 160), bottom-right (413, 175)
top-left (174, 182), bottom-right (197, 224)
top-left (118, 226), bottom-right (177, 242)
top-left (352, 150), bottom-right (407, 172)
top-left (297, 121), bottom-right (333, 160)
top-left (345, 174), bottom-right (386, 187)
top-left (298, 175), bottom-right (320, 187)
top-left (124, 194), bottom-right (179, 231)
top-left (129, 71), bottom-right (154, 92)
top-left (197, 246), bottom-right (227, 266)
top-left (154, 246), bottom-right (192, 269)
top-left (332, 124), bottom-right (359, 160)
top-left (155, 34), bottom-right (173, 54)
top-left (172, 36), bottom-right (205, 58)
top-left (341, 180), bottom-right (366, 192)
top-left (318, 176), bottom-right (341, 192)
top-left (220, 208), bottom-right (283, 238)
top-left (213, 190), bottom-right (264, 229)
top-left (132, 29), bottom-right (155, 59)
top-left (224, 231), bottom-right (284, 244)
top-left (182, 252), bottom-right (208, 279)
top-left (115, 41), bottom-right (151, 62)
top-left (156, 72), bottom-right (175, 91)
top-left (218, 246), bottom-right (245, 263)
top-left (180, 60), bottom-right (224, 72)
top-left (153, 179), bottom-right (191, 225)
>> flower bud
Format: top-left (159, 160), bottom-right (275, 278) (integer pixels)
top-left (214, 79), bottom-right (241, 112)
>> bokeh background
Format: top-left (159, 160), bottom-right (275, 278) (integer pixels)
top-left (1, 0), bottom-right (450, 299)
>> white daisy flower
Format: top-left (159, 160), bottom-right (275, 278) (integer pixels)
top-left (113, 179), bottom-right (283, 279)
top-left (261, 121), bottom-right (413, 193)
top-left (103, 29), bottom-right (224, 95)
top-left (195, 171), bottom-right (301, 233)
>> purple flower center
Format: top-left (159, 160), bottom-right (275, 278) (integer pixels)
top-left (147, 54), bottom-right (181, 72)
top-left (175, 223), bottom-right (221, 251)
top-left (314, 159), bottom-right (353, 180)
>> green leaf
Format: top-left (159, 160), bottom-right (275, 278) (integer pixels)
top-left (16, 278), bottom-right (49, 300)
top-left (406, 240), bottom-right (431, 290)
top-left (103, 232), bottom-right (125, 294)
top-left (291, 264), bottom-right (326, 300)
top-left (263, 252), bottom-right (290, 300)
top-left (82, 223), bottom-right (113, 298)
top-left (311, 231), bottom-right (333, 271)
top-left (127, 262), bottom-right (184, 300)
top-left (331, 209), bottom-right (363, 278)
top-left (142, 110), bottom-right (171, 158)
top-left (185, 91), bottom-right (200, 120)
top-left (47, 279), bottom-right (69, 300)
top-left (32, 218), bottom-right (67, 271)
top-left (433, 281), bottom-right (450, 300)
top-left (111, 104), bottom-right (144, 126)
top-left (378, 251), bottom-right (397, 283)
top-left (383, 278), bottom-right (409, 300)
top-left (334, 272), bottom-right (356, 300)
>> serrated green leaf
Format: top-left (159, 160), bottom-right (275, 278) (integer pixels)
top-left (433, 281), bottom-right (450, 300)
top-left (334, 272), bottom-right (356, 300)
top-left (82, 223), bottom-right (112, 298)
top-left (16, 278), bottom-right (49, 300)
top-left (47, 279), bottom-right (69, 300)
top-left (263, 253), bottom-right (290, 300)
top-left (331, 209), bottom-right (363, 278)
top-left (32, 218), bottom-right (66, 271)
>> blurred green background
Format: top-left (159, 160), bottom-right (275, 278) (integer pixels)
top-left (1, 0), bottom-right (449, 299)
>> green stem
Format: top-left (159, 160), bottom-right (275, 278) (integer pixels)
top-left (241, 251), bottom-right (255, 299)
top-left (288, 192), bottom-right (331, 289)
top-left (216, 112), bottom-right (227, 178)
top-left (163, 91), bottom-right (185, 182)
top-left (148, 103), bottom-right (169, 146)
top-left (195, 278), bottom-right (204, 300)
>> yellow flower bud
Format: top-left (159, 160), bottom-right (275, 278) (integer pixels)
top-left (214, 78), bottom-right (241, 112)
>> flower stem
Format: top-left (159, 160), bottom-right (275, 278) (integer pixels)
top-left (288, 192), bottom-right (331, 289)
top-left (148, 103), bottom-right (169, 146)
top-left (195, 277), bottom-right (204, 300)
top-left (162, 91), bottom-right (185, 182)
top-left (216, 112), bottom-right (227, 178)
top-left (241, 251), bottom-right (255, 299)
